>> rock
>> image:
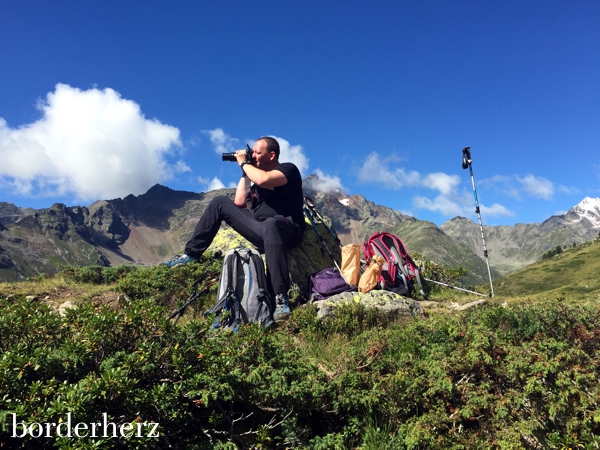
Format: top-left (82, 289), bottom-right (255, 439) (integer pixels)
top-left (207, 226), bottom-right (258, 255)
top-left (312, 290), bottom-right (423, 320)
top-left (58, 300), bottom-right (77, 316)
top-left (25, 295), bottom-right (39, 301)
top-left (207, 217), bottom-right (341, 300)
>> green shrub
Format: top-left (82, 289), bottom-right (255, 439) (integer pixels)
top-left (2, 281), bottom-right (600, 448)
top-left (115, 253), bottom-right (222, 309)
top-left (60, 264), bottom-right (136, 284)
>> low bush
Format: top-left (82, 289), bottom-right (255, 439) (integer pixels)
top-left (115, 253), bottom-right (222, 309)
top-left (60, 265), bottom-right (137, 285)
top-left (1, 286), bottom-right (600, 448)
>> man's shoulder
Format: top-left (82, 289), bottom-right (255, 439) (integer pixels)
top-left (276, 162), bottom-right (301, 178)
top-left (278, 161), bottom-right (298, 170)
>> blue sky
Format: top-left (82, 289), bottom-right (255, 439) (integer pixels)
top-left (1, 0), bottom-right (598, 227)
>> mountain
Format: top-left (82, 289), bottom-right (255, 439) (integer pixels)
top-left (0, 202), bottom-right (35, 226)
top-left (7, 182), bottom-right (592, 286)
top-left (492, 233), bottom-right (600, 301)
top-left (302, 180), bottom-right (500, 286)
top-left (0, 185), bottom-right (232, 281)
top-left (1, 182), bottom-right (496, 285)
top-left (440, 197), bottom-right (600, 275)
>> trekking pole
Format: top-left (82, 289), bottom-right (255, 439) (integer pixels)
top-left (423, 278), bottom-right (488, 297)
top-left (303, 205), bottom-right (348, 283)
top-left (303, 196), bottom-right (340, 245)
top-left (168, 278), bottom-right (219, 325)
top-left (462, 147), bottom-right (494, 298)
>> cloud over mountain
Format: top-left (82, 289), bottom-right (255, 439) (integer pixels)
top-left (358, 151), bottom-right (514, 218)
top-left (0, 84), bottom-right (188, 202)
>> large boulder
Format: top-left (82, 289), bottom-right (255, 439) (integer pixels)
top-left (207, 217), bottom-right (341, 301)
top-left (311, 290), bottom-right (423, 320)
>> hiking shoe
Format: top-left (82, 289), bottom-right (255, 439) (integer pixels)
top-left (273, 293), bottom-right (291, 321)
top-left (161, 254), bottom-right (196, 268)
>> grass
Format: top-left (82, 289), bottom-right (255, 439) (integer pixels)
top-left (2, 250), bottom-right (600, 448)
top-left (0, 274), bottom-right (114, 303)
top-left (491, 239), bottom-right (600, 303)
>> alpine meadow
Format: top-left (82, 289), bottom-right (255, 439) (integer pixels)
top-left (1, 194), bottom-right (600, 448)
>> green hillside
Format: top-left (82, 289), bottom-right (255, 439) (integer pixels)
top-left (390, 219), bottom-right (502, 287)
top-left (493, 238), bottom-right (600, 301)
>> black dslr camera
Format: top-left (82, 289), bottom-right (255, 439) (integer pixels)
top-left (222, 144), bottom-right (254, 163)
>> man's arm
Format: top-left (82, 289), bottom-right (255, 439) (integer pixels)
top-left (234, 150), bottom-right (288, 189)
top-left (242, 164), bottom-right (288, 189)
top-left (234, 176), bottom-right (247, 207)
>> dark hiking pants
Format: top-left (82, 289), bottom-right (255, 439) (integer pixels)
top-left (184, 195), bottom-right (304, 295)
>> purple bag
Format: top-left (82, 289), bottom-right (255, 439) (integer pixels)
top-left (308, 268), bottom-right (357, 302)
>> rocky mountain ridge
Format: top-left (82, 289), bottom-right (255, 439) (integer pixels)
top-left (1, 184), bottom-right (597, 285)
top-left (440, 197), bottom-right (600, 275)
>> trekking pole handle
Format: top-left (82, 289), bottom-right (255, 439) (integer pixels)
top-left (462, 147), bottom-right (471, 170)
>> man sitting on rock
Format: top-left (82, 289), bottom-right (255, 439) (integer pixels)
top-left (162, 136), bottom-right (305, 321)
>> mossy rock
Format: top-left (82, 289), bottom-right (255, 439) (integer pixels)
top-left (313, 290), bottom-right (423, 320)
top-left (207, 217), bottom-right (341, 301)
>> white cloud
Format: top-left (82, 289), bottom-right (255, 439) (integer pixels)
top-left (517, 174), bottom-right (554, 200)
top-left (358, 152), bottom-right (421, 189)
top-left (413, 195), bottom-right (464, 217)
top-left (197, 176), bottom-right (236, 192)
top-left (482, 173), bottom-right (556, 201)
top-left (480, 203), bottom-right (515, 217)
top-left (304, 169), bottom-right (345, 193)
top-left (0, 84), bottom-right (185, 201)
top-left (557, 184), bottom-right (580, 195)
top-left (421, 172), bottom-right (461, 196)
top-left (197, 176), bottom-right (225, 191)
top-left (356, 151), bottom-right (514, 219)
top-left (203, 128), bottom-right (239, 154)
top-left (271, 135), bottom-right (309, 176)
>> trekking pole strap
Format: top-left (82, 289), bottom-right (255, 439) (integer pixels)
top-left (424, 278), bottom-right (487, 297)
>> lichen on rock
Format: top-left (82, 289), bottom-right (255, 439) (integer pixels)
top-left (312, 289), bottom-right (423, 320)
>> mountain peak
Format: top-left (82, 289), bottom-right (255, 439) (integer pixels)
top-left (575, 196), bottom-right (600, 210)
top-left (567, 197), bottom-right (600, 228)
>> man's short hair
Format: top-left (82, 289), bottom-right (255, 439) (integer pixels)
top-left (257, 136), bottom-right (280, 159)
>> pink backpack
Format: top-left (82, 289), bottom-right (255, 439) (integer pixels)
top-left (362, 232), bottom-right (426, 298)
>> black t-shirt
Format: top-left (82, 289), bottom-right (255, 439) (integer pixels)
top-left (252, 162), bottom-right (305, 231)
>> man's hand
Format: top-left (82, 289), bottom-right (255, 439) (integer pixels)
top-left (235, 150), bottom-right (250, 166)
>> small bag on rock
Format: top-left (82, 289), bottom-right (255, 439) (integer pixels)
top-left (341, 244), bottom-right (361, 286)
top-left (358, 255), bottom-right (384, 293)
top-left (307, 267), bottom-right (357, 302)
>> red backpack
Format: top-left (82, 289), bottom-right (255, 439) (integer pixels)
top-left (362, 232), bottom-right (426, 298)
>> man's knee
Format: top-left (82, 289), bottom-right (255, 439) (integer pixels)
top-left (208, 195), bottom-right (232, 208)
top-left (261, 217), bottom-right (280, 231)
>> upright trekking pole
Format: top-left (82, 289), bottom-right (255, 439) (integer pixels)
top-left (303, 205), bottom-right (348, 283)
top-left (462, 147), bottom-right (494, 298)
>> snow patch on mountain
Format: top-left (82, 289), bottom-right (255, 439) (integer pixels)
top-left (568, 197), bottom-right (600, 228)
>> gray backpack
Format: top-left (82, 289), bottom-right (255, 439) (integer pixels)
top-left (205, 247), bottom-right (274, 330)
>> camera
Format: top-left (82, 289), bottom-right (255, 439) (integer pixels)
top-left (222, 144), bottom-right (254, 163)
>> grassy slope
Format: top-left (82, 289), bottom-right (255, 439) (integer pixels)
top-left (492, 239), bottom-right (600, 302)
